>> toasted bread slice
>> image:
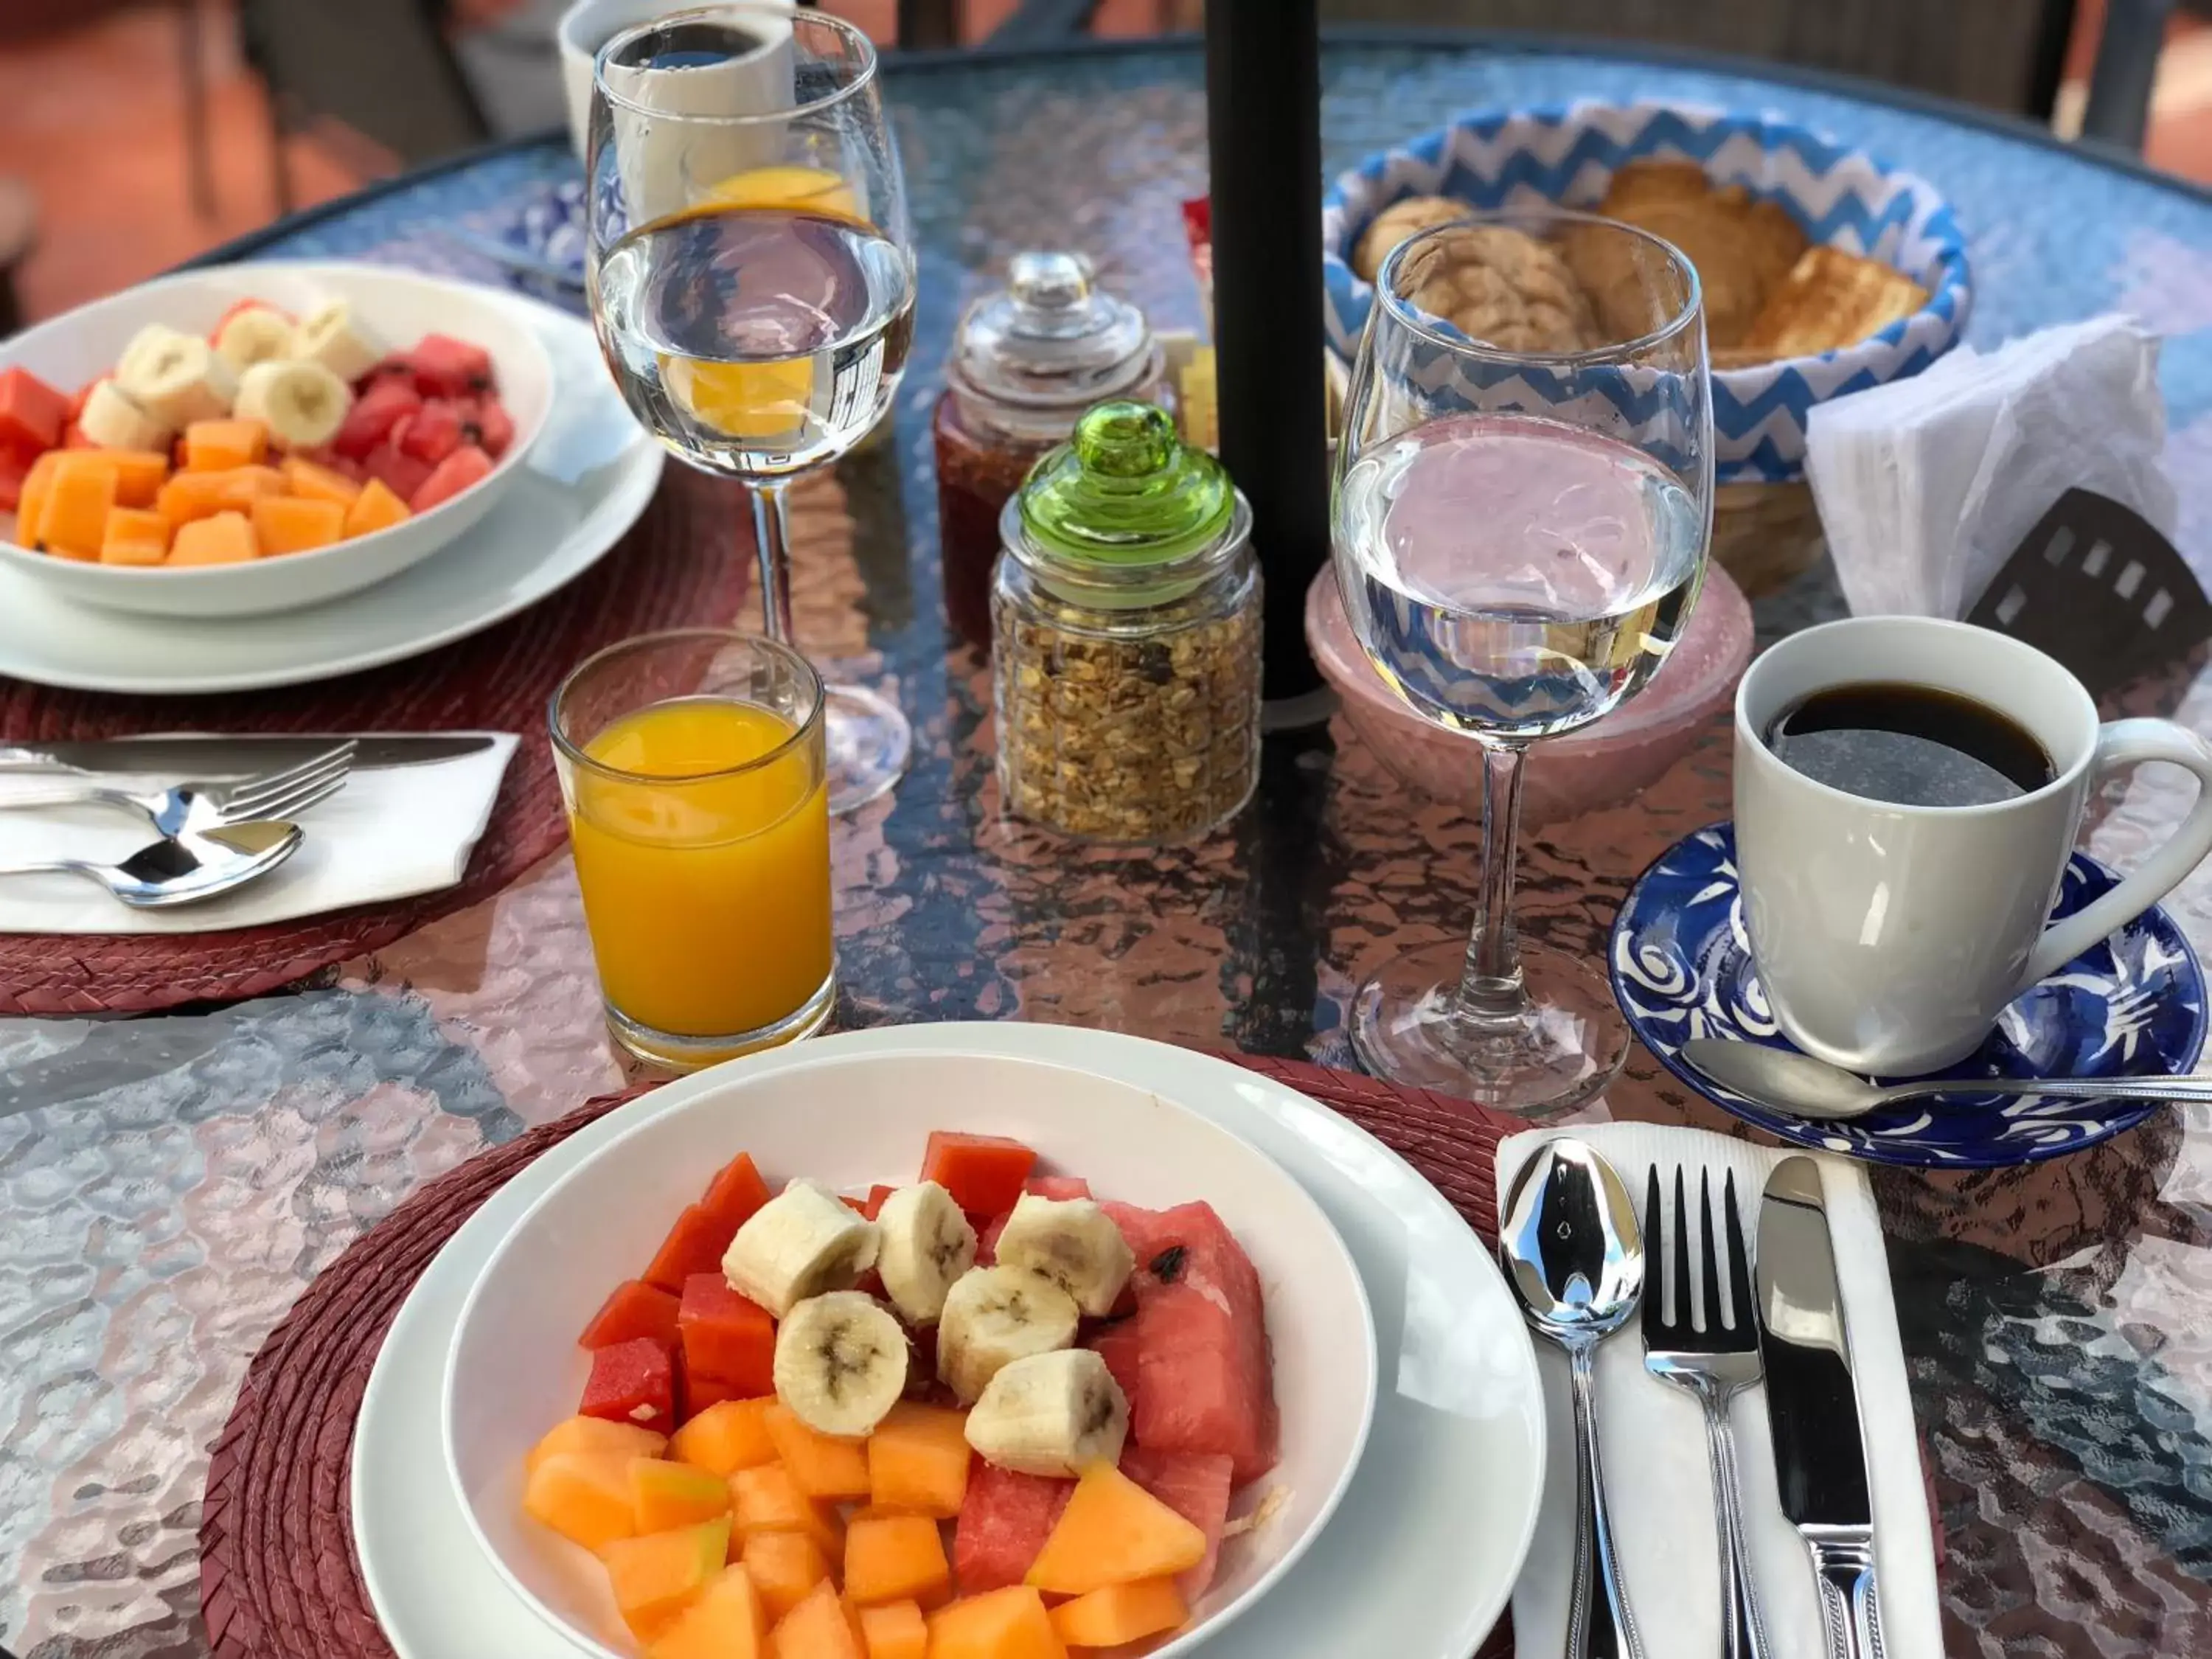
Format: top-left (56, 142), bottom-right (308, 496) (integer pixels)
top-left (1740, 246), bottom-right (1929, 358)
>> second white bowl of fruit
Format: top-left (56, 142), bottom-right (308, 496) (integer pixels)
top-left (0, 260), bottom-right (554, 618)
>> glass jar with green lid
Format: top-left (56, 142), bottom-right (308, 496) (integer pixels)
top-left (992, 399), bottom-right (1262, 843)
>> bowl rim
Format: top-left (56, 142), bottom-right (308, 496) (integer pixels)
top-left (441, 1034), bottom-right (1383, 1659)
top-left (0, 260), bottom-right (557, 586)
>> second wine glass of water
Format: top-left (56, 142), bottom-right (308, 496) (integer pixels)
top-left (586, 4), bottom-right (916, 813)
top-left (1331, 212), bottom-right (1714, 1113)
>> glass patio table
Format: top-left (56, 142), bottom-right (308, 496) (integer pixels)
top-left (5, 29), bottom-right (2212, 1659)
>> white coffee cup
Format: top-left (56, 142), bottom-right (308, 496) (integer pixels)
top-left (1733, 615), bottom-right (2212, 1074)
top-left (558, 0), bottom-right (796, 161)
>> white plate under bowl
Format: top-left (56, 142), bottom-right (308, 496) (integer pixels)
top-left (0, 261), bottom-right (557, 619)
top-left (0, 286), bottom-right (661, 695)
top-left (355, 1026), bottom-right (1545, 1659)
top-left (447, 1042), bottom-right (1378, 1659)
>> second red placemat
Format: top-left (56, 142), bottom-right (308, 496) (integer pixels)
top-left (0, 468), bottom-right (753, 1017)
top-left (198, 1055), bottom-right (1518, 1659)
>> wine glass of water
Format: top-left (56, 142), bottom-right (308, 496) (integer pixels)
top-left (1331, 212), bottom-right (1714, 1113)
top-left (586, 4), bottom-right (917, 813)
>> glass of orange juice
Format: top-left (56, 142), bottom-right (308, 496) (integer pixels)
top-left (551, 630), bottom-right (832, 1069)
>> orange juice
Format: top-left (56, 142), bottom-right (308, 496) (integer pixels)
top-left (567, 697), bottom-right (832, 1043)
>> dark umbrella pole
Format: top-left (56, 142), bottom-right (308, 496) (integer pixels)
top-left (1205, 0), bottom-right (1333, 723)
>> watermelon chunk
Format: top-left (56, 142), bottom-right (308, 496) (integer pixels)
top-left (360, 441), bottom-right (432, 505)
top-left (1118, 1447), bottom-right (1234, 1599)
top-left (462, 394), bottom-right (516, 459)
top-left (0, 366), bottom-right (68, 453)
top-left (1025, 1176), bottom-right (1091, 1200)
top-left (674, 1349), bottom-right (753, 1424)
top-left (954, 1463), bottom-right (1074, 1595)
top-left (580, 1278), bottom-right (682, 1352)
top-left (409, 332), bottom-right (496, 398)
top-left (409, 442), bottom-right (493, 513)
top-left (1085, 1319), bottom-right (1143, 1421)
top-left (334, 378), bottom-right (422, 459)
top-left (580, 1336), bottom-right (676, 1430)
top-left (975, 1210), bottom-right (1010, 1267)
top-left (677, 1272), bottom-right (776, 1397)
top-left (1116, 1203), bottom-right (1277, 1484)
top-left (702, 1152), bottom-right (773, 1236)
top-left (644, 1202), bottom-right (738, 1293)
top-left (397, 398), bottom-right (465, 465)
top-left (920, 1132), bottom-right (1037, 1215)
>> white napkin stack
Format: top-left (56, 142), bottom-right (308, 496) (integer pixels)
top-left (0, 734), bottom-right (518, 935)
top-left (1805, 314), bottom-right (2175, 620)
top-left (1496, 1124), bottom-right (1942, 1659)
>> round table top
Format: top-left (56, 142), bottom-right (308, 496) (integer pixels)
top-left (7, 31), bottom-right (2212, 1659)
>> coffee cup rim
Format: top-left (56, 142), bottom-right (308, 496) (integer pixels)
top-left (1735, 614), bottom-right (2097, 817)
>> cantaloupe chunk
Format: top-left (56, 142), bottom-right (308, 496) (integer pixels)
top-left (251, 494), bottom-right (346, 556)
top-left (282, 455), bottom-right (361, 506)
top-left (184, 418), bottom-right (268, 472)
top-left (741, 1528), bottom-right (830, 1622)
top-left (648, 1562), bottom-right (769, 1659)
top-left (99, 507), bottom-right (169, 566)
top-left (765, 1404), bottom-right (874, 1500)
top-left (169, 509), bottom-right (259, 566)
top-left (527, 1415), bottom-right (668, 1476)
top-left (38, 462), bottom-right (116, 560)
top-left (216, 465), bottom-right (286, 508)
top-left (729, 1462), bottom-right (844, 1559)
top-left (926, 1587), bottom-right (1068, 1659)
top-left (606, 1517), bottom-right (732, 1642)
top-left (634, 1455), bottom-right (733, 1532)
top-left (523, 1451), bottom-right (637, 1554)
top-left (1023, 1464), bottom-right (1206, 1596)
top-left (343, 476), bottom-right (411, 537)
top-left (857, 1600), bottom-right (928, 1659)
top-left (844, 1514), bottom-right (951, 1609)
top-left (673, 1397), bottom-right (780, 1478)
top-left (866, 1403), bottom-right (971, 1519)
top-left (105, 449), bottom-right (171, 508)
top-left (771, 1579), bottom-right (866, 1659)
top-left (1046, 1576), bottom-right (1189, 1649)
top-left (13, 450), bottom-right (63, 546)
top-left (157, 466), bottom-right (281, 529)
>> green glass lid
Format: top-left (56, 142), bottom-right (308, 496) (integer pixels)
top-left (1017, 400), bottom-right (1235, 568)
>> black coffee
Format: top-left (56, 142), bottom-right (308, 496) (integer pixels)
top-left (1763, 682), bottom-right (2055, 807)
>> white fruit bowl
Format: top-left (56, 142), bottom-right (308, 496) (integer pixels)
top-left (443, 1038), bottom-right (1380, 1659)
top-left (0, 260), bottom-right (554, 619)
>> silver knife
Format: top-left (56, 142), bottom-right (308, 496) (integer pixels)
top-left (1756, 1157), bottom-right (1885, 1659)
top-left (0, 733), bottom-right (499, 778)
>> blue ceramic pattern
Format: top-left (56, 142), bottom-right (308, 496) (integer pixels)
top-left (1611, 824), bottom-right (2208, 1166)
top-left (1320, 102), bottom-right (1973, 484)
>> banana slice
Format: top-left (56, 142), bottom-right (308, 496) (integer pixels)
top-left (964, 1349), bottom-right (1130, 1478)
top-left (74, 380), bottom-right (173, 451)
top-left (116, 330), bottom-right (236, 427)
top-left (234, 361), bottom-right (353, 451)
top-left (936, 1265), bottom-right (1079, 1405)
top-left (874, 1181), bottom-right (978, 1326)
top-left (214, 305), bottom-right (297, 375)
top-left (773, 1290), bottom-right (909, 1437)
top-left (289, 299), bottom-right (386, 383)
top-left (992, 1194), bottom-right (1136, 1318)
top-left (723, 1178), bottom-right (880, 1319)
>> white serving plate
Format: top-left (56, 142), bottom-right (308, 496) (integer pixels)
top-left (0, 261), bottom-right (558, 618)
top-left (0, 283), bottom-right (661, 695)
top-left (355, 1025), bottom-right (1545, 1659)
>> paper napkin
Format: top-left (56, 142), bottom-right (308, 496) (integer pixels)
top-left (1495, 1124), bottom-right (1941, 1659)
top-left (0, 734), bottom-right (518, 935)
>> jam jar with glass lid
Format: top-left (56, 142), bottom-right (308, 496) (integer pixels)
top-left (933, 251), bottom-right (1166, 650)
top-left (992, 400), bottom-right (1261, 844)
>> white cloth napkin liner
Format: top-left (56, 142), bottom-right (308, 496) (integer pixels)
top-left (0, 733), bottom-right (518, 934)
top-left (1496, 1123), bottom-right (1942, 1659)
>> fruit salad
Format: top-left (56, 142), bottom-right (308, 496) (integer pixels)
top-left (0, 298), bottom-right (517, 568)
top-left (521, 1132), bottom-right (1280, 1659)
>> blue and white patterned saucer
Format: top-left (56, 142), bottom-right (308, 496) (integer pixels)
top-left (1610, 824), bottom-right (2207, 1166)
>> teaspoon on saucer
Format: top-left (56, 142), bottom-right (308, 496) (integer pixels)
top-left (1680, 1037), bottom-right (2212, 1120)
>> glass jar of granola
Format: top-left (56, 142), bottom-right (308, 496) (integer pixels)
top-left (992, 400), bottom-right (1260, 843)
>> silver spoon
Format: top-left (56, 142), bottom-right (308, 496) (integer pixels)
top-left (1500, 1138), bottom-right (1647, 1659)
top-left (0, 821), bottom-right (302, 908)
top-left (1681, 1037), bottom-right (2212, 1121)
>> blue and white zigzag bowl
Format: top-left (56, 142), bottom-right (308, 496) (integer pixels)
top-left (1321, 101), bottom-right (1974, 485)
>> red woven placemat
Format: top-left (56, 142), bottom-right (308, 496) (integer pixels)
top-left (197, 1054), bottom-right (1519, 1659)
top-left (0, 469), bottom-right (752, 1017)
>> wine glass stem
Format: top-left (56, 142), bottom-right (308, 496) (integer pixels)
top-left (1458, 740), bottom-right (1531, 1021)
top-left (748, 479), bottom-right (798, 644)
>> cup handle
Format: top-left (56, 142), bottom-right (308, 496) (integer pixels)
top-left (2022, 718), bottom-right (2212, 989)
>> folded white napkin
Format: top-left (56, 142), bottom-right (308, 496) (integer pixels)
top-left (0, 734), bottom-right (518, 934)
top-left (1496, 1124), bottom-right (1941, 1659)
top-left (1805, 313), bottom-right (2174, 620)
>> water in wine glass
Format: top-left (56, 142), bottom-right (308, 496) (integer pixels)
top-left (1335, 412), bottom-right (1705, 742)
top-left (594, 204), bottom-right (916, 476)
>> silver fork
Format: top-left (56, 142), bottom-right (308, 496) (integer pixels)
top-left (1644, 1166), bottom-right (1770, 1659)
top-left (0, 742), bottom-right (355, 838)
